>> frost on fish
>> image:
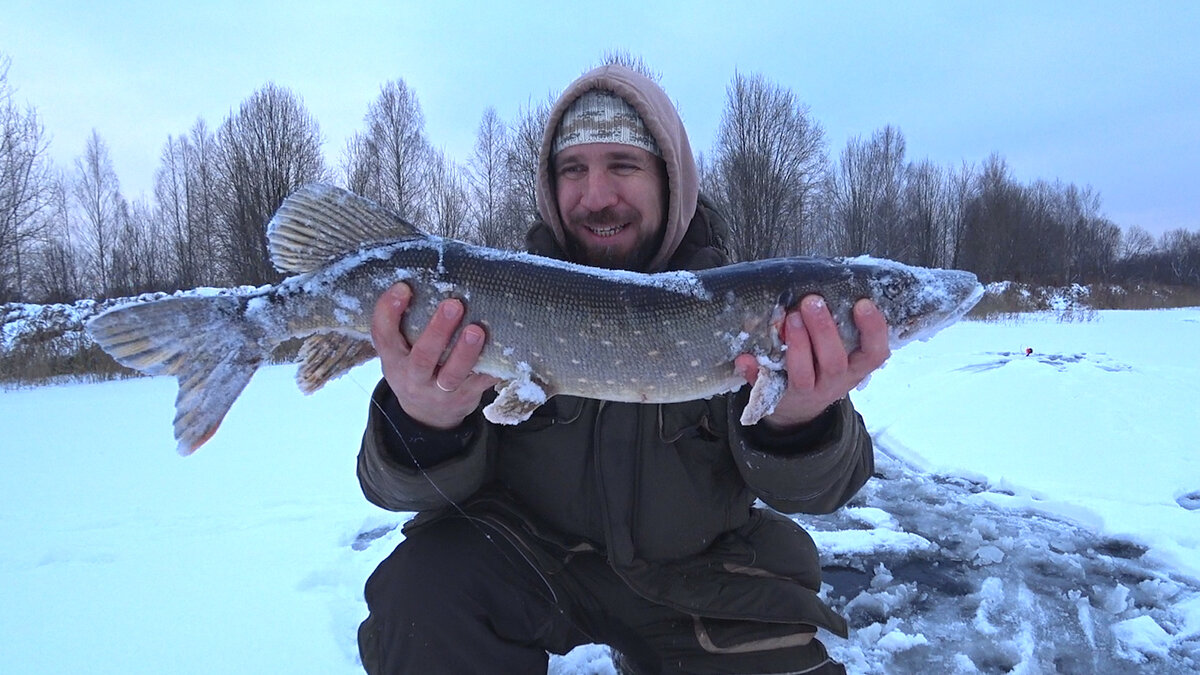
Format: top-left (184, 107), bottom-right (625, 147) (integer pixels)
top-left (482, 363), bottom-right (550, 424)
top-left (742, 366), bottom-right (789, 425)
top-left (470, 244), bottom-right (712, 301)
top-left (86, 183), bottom-right (985, 453)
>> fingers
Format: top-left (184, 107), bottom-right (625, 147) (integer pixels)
top-left (407, 298), bottom-right (466, 379)
top-left (798, 296), bottom-right (848, 380)
top-left (434, 324), bottom-right (496, 394)
top-left (734, 354), bottom-right (760, 384)
top-left (851, 299), bottom-right (891, 372)
top-left (755, 295), bottom-right (891, 429)
top-left (371, 283), bottom-right (497, 429)
top-left (371, 283), bottom-right (412, 358)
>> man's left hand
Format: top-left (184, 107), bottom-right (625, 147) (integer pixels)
top-left (735, 295), bottom-right (891, 430)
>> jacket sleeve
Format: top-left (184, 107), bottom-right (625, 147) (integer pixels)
top-left (727, 391), bottom-right (874, 515)
top-left (356, 379), bottom-right (491, 512)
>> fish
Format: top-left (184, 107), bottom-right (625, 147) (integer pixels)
top-left (86, 183), bottom-right (984, 455)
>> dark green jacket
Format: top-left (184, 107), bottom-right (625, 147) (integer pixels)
top-left (357, 198), bottom-right (874, 637)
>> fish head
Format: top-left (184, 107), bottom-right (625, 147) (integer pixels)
top-left (847, 257), bottom-right (985, 348)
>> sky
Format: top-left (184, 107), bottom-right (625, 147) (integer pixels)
top-left (3, 303), bottom-right (1199, 671)
top-left (2, 0), bottom-right (1198, 238)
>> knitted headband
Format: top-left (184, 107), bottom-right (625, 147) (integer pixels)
top-left (550, 88), bottom-right (662, 158)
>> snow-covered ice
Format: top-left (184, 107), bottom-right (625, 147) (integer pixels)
top-left (1, 308), bottom-right (1198, 673)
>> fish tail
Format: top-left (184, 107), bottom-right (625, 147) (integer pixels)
top-left (86, 295), bottom-right (270, 455)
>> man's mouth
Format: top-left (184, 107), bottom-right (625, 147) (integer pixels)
top-left (586, 223), bottom-right (626, 238)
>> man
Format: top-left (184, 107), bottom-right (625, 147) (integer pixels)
top-left (356, 64), bottom-right (890, 674)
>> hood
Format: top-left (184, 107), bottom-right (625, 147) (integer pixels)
top-left (535, 64), bottom-right (700, 273)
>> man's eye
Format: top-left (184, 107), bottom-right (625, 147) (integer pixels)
top-left (559, 165), bottom-right (585, 178)
top-left (611, 163), bottom-right (638, 175)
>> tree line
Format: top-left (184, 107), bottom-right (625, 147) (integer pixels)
top-left (1, 53), bottom-right (1197, 304)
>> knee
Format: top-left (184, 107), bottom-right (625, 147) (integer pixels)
top-left (363, 518), bottom-right (496, 617)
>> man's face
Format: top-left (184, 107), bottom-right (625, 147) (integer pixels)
top-left (554, 143), bottom-right (667, 271)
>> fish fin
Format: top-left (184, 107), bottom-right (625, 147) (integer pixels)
top-left (267, 183), bottom-right (426, 274)
top-left (740, 366), bottom-right (787, 425)
top-left (482, 368), bottom-right (551, 424)
top-left (86, 295), bottom-right (270, 455)
top-left (296, 333), bottom-right (377, 394)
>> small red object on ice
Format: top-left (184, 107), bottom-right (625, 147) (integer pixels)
top-left (1025, 347), bottom-right (1033, 356)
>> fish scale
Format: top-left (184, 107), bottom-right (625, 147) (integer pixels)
top-left (86, 183), bottom-right (983, 455)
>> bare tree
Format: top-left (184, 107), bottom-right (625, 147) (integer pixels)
top-left (709, 72), bottom-right (827, 260)
top-left (828, 136), bottom-right (873, 256)
top-left (216, 83), bottom-right (326, 285)
top-left (1020, 180), bottom-right (1066, 283)
top-left (867, 126), bottom-right (907, 258)
top-left (1120, 225), bottom-right (1156, 260)
top-left (468, 106), bottom-right (520, 248)
top-left (828, 126), bottom-right (908, 258)
top-left (0, 54), bottom-right (55, 301)
top-left (505, 95), bottom-right (554, 233)
top-left (427, 150), bottom-right (471, 240)
top-left (155, 119), bottom-right (223, 289)
top-left (27, 172), bottom-right (84, 303)
top-left (73, 130), bottom-right (125, 296)
top-left (1160, 228), bottom-right (1200, 286)
top-left (108, 196), bottom-right (168, 296)
top-left (156, 134), bottom-right (193, 288)
top-left (185, 119), bottom-right (223, 286)
top-left (343, 80), bottom-right (432, 225)
top-left (944, 161), bottom-right (976, 269)
top-left (1061, 183), bottom-right (1106, 283)
top-left (959, 154), bottom-right (1027, 282)
top-left (597, 50), bottom-right (662, 82)
top-left (342, 134), bottom-right (375, 197)
top-left (901, 159), bottom-right (945, 267)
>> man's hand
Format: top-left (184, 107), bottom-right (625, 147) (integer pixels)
top-left (371, 283), bottom-right (499, 430)
top-left (735, 295), bottom-right (890, 430)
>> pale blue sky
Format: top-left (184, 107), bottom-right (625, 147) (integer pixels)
top-left (3, 0), bottom-right (1197, 236)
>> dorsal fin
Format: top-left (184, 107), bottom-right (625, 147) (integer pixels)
top-left (267, 184), bottom-right (426, 274)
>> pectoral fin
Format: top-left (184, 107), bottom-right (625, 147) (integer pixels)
top-left (740, 366), bottom-right (787, 425)
top-left (296, 333), bottom-right (377, 394)
top-left (482, 365), bottom-right (551, 424)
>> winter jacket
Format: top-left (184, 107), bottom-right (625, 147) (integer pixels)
top-left (356, 64), bottom-right (874, 639)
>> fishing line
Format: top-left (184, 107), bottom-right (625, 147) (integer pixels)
top-left (347, 370), bottom-right (600, 644)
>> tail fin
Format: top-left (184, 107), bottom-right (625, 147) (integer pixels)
top-left (86, 295), bottom-right (270, 455)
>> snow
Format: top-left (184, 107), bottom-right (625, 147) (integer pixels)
top-left (2, 308), bottom-right (1199, 672)
top-left (470, 242), bottom-right (712, 300)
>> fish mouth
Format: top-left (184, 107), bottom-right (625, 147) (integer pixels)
top-left (896, 271), bottom-right (985, 343)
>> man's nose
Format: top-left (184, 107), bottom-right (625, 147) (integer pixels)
top-left (579, 171), bottom-right (619, 211)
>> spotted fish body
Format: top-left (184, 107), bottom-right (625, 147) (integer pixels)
top-left (87, 184), bottom-right (983, 455)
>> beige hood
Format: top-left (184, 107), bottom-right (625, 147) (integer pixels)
top-left (535, 64), bottom-right (700, 273)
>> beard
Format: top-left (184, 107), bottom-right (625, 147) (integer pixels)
top-left (563, 207), bottom-right (664, 271)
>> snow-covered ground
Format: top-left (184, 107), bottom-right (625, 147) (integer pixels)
top-left (1, 308), bottom-right (1198, 673)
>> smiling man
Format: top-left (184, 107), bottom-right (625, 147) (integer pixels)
top-left (355, 63), bottom-right (890, 674)
top-left (552, 89), bottom-right (668, 270)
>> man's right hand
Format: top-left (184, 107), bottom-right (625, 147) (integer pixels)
top-left (370, 283), bottom-right (499, 430)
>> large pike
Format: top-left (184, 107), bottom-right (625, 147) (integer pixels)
top-left (87, 184), bottom-right (983, 454)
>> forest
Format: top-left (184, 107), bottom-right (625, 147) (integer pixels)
top-left (2, 53), bottom-right (1197, 305)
